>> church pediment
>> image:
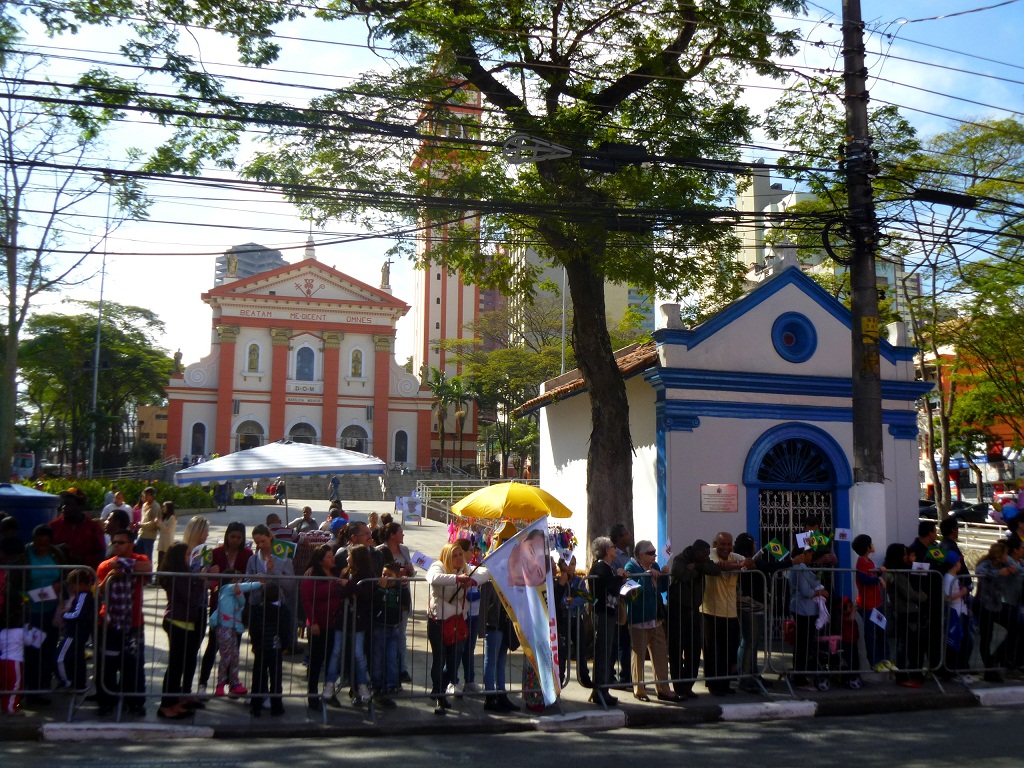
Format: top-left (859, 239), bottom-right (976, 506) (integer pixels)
top-left (203, 259), bottom-right (408, 314)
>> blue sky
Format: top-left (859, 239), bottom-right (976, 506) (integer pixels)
top-left (15, 0), bottom-right (1024, 365)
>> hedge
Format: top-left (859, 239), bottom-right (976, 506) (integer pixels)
top-left (29, 478), bottom-right (214, 512)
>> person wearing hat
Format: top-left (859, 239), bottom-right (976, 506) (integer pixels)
top-left (49, 488), bottom-right (105, 570)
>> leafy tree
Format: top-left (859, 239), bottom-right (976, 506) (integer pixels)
top-left (19, 301), bottom-right (172, 472)
top-left (238, 0), bottom-right (804, 543)
top-left (17, 0), bottom-right (809, 541)
top-left (0, 44), bottom-right (147, 478)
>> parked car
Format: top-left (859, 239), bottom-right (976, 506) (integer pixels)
top-left (951, 502), bottom-right (998, 524)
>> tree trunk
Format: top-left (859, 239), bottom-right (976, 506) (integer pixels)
top-left (564, 257), bottom-right (633, 550)
top-left (0, 327), bottom-right (18, 480)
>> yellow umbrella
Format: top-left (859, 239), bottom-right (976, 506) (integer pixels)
top-left (451, 482), bottom-right (574, 520)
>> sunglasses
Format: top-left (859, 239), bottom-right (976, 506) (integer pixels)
top-left (640, 550), bottom-right (656, 556)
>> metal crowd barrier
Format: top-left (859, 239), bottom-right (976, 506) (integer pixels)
top-left (0, 563), bottom-right (99, 721)
top-left (8, 552), bottom-right (1019, 724)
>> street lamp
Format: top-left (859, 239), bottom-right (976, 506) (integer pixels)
top-left (87, 175), bottom-right (116, 479)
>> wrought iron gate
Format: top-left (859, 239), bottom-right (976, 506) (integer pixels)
top-left (757, 488), bottom-right (834, 550)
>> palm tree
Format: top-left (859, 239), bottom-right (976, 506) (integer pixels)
top-left (427, 368), bottom-right (453, 469)
top-left (447, 376), bottom-right (476, 469)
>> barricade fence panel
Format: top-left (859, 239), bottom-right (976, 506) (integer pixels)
top-left (7, 554), bottom-right (1021, 721)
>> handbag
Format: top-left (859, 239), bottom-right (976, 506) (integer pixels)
top-left (616, 598), bottom-right (628, 626)
top-left (442, 614), bottom-right (469, 645)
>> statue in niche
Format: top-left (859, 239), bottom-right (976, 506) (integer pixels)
top-left (247, 344), bottom-right (259, 372)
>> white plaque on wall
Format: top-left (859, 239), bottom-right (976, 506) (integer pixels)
top-left (700, 483), bottom-right (738, 513)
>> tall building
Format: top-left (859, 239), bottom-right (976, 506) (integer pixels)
top-left (737, 163), bottom-right (921, 327)
top-left (214, 243), bottom-right (288, 286)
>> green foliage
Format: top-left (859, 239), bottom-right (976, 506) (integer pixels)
top-left (19, 301), bottom-right (173, 471)
top-left (28, 477), bottom-right (214, 513)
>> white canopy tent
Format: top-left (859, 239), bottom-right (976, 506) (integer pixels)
top-left (173, 439), bottom-right (386, 489)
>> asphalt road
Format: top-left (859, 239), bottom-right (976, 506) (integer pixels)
top-left (4, 708), bottom-right (1023, 766)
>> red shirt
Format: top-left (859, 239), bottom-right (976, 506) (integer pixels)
top-left (97, 552), bottom-right (152, 628)
top-left (49, 515), bottom-right (106, 570)
top-left (855, 555), bottom-right (883, 611)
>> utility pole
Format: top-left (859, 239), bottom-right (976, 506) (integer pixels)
top-left (843, 0), bottom-right (886, 539)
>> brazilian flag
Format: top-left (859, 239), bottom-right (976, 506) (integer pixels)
top-left (767, 539), bottom-right (789, 560)
top-left (271, 538), bottom-right (297, 559)
top-left (927, 544), bottom-right (945, 562)
top-left (809, 532), bottom-right (831, 551)
top-left (200, 547), bottom-right (213, 566)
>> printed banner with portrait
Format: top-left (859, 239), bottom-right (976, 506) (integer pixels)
top-left (484, 517), bottom-right (560, 706)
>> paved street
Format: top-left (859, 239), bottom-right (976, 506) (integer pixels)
top-left (3, 708), bottom-right (1021, 766)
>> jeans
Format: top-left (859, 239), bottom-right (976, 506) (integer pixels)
top-left (483, 628), bottom-right (509, 692)
top-left (136, 537), bottom-right (155, 560)
top-left (99, 626), bottom-right (145, 710)
top-left (427, 618), bottom-right (462, 695)
top-left (307, 628), bottom-right (334, 696)
top-left (371, 624), bottom-right (400, 691)
top-left (458, 613), bottom-right (480, 685)
top-left (327, 626), bottom-right (345, 683)
top-left (859, 608), bottom-right (888, 667)
top-left (352, 630), bottom-right (369, 687)
top-left (24, 611), bottom-right (58, 692)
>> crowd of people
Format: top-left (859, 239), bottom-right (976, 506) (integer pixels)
top-left (584, 515), bottom-right (1024, 705)
top-left (4, 489), bottom-right (1024, 719)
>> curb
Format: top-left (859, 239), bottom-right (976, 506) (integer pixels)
top-left (20, 687), bottom-right (1001, 741)
top-left (720, 701), bottom-right (816, 721)
top-left (42, 723), bottom-right (214, 741)
top-left (533, 710), bottom-right (626, 731)
top-left (974, 685), bottom-right (1024, 707)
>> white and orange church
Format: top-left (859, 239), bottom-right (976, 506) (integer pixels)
top-left (164, 249), bottom-right (438, 466)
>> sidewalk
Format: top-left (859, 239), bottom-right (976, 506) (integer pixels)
top-left (3, 499), bottom-right (1014, 740)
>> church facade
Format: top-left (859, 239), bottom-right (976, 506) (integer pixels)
top-left (165, 255), bottom-right (431, 465)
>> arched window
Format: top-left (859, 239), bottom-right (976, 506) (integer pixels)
top-left (340, 425), bottom-right (368, 454)
top-left (190, 423), bottom-right (206, 456)
top-left (296, 347), bottom-right (315, 381)
top-left (236, 420), bottom-right (265, 451)
top-left (289, 423), bottom-right (317, 444)
top-left (394, 430), bottom-right (408, 463)
top-left (246, 343), bottom-right (260, 372)
top-left (350, 349), bottom-right (363, 378)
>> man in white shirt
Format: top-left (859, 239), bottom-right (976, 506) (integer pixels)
top-left (100, 492), bottom-right (133, 524)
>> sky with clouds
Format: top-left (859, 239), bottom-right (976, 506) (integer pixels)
top-left (15, 0), bottom-right (1024, 366)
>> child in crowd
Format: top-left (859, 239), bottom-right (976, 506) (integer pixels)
top-left (852, 534), bottom-right (890, 672)
top-left (249, 582), bottom-right (289, 717)
top-left (839, 597), bottom-right (863, 689)
top-left (371, 561), bottom-right (403, 708)
top-left (211, 570), bottom-right (258, 697)
top-left (0, 617), bottom-right (44, 715)
top-left (56, 569), bottom-right (95, 691)
top-left (942, 551), bottom-right (972, 681)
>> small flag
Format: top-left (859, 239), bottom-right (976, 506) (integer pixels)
top-left (767, 539), bottom-right (789, 560)
top-left (201, 547), bottom-right (213, 566)
top-left (808, 532), bottom-right (831, 551)
top-left (927, 544), bottom-right (945, 562)
top-left (271, 538), bottom-right (296, 559)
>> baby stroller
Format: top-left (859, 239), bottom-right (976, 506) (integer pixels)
top-left (812, 597), bottom-right (863, 691)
